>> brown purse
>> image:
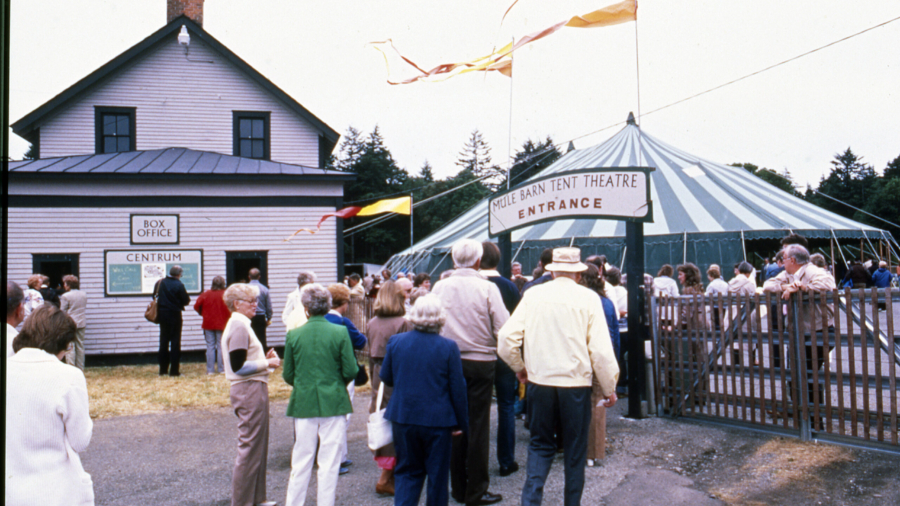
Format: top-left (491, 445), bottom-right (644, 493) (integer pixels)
top-left (145, 280), bottom-right (161, 324)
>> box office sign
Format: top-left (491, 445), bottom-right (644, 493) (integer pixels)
top-left (105, 249), bottom-right (202, 296)
top-left (131, 214), bottom-right (179, 245)
top-left (488, 167), bottom-right (654, 237)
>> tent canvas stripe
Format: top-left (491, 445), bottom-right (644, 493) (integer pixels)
top-left (647, 139), bottom-right (768, 230)
top-left (641, 144), bottom-right (710, 232)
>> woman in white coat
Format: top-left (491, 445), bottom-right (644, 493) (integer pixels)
top-left (6, 304), bottom-right (94, 506)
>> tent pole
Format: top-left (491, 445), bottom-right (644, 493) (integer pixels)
top-left (683, 231), bottom-right (688, 265)
top-left (831, 230), bottom-right (849, 268)
top-left (511, 239), bottom-right (528, 263)
top-left (862, 230), bottom-right (880, 262)
top-left (830, 238), bottom-right (836, 273)
top-left (570, 236), bottom-right (576, 247)
top-left (740, 229), bottom-right (747, 262)
top-left (428, 248), bottom-right (453, 277)
top-left (880, 230), bottom-right (900, 265)
top-left (620, 246), bottom-right (627, 270)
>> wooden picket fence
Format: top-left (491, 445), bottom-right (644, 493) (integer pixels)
top-left (651, 288), bottom-right (900, 453)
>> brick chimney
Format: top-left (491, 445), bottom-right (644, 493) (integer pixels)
top-left (167, 0), bottom-right (204, 26)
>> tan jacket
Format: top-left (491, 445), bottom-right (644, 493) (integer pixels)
top-left (727, 275), bottom-right (757, 297)
top-left (60, 289), bottom-right (87, 329)
top-left (763, 263), bottom-right (836, 328)
top-left (432, 268), bottom-right (509, 361)
top-left (498, 277), bottom-right (619, 396)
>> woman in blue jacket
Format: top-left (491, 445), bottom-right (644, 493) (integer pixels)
top-left (380, 294), bottom-right (469, 506)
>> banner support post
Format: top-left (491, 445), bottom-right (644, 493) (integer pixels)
top-left (626, 220), bottom-right (647, 419)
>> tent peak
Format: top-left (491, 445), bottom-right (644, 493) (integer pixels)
top-left (567, 141), bottom-right (576, 153)
top-left (627, 112), bottom-right (637, 125)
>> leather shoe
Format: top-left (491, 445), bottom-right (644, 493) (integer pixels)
top-left (467, 492), bottom-right (503, 505)
top-left (499, 462), bottom-right (519, 476)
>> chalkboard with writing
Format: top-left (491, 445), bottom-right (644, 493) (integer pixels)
top-left (169, 263), bottom-right (200, 292)
top-left (108, 264), bottom-right (142, 294)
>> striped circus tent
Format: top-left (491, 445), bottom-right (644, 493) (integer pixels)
top-left (386, 116), bottom-right (895, 276)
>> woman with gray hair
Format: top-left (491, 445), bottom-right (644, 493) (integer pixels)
top-left (222, 283), bottom-right (281, 506)
top-left (380, 294), bottom-right (468, 506)
top-left (283, 284), bottom-right (359, 506)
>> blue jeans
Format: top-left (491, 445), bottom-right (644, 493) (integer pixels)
top-left (203, 329), bottom-right (224, 373)
top-left (522, 384), bottom-right (591, 506)
top-left (495, 359), bottom-right (518, 468)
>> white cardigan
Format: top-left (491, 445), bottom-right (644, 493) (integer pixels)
top-left (5, 348), bottom-right (94, 506)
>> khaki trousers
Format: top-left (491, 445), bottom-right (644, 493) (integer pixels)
top-left (230, 380), bottom-right (270, 506)
top-left (66, 327), bottom-right (86, 370)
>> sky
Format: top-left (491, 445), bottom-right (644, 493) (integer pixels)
top-left (8, 1), bottom-right (900, 189)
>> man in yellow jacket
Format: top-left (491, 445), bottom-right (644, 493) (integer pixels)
top-left (498, 247), bottom-right (619, 506)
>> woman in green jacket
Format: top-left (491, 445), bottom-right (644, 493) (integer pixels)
top-left (283, 283), bottom-right (359, 506)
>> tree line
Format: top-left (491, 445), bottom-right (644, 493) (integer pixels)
top-left (732, 149), bottom-right (900, 243)
top-left (331, 127), bottom-right (562, 265)
top-left (334, 125), bottom-right (900, 265)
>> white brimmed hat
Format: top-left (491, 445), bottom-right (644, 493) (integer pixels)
top-left (545, 247), bottom-right (588, 273)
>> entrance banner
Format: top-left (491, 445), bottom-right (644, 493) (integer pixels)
top-left (488, 167), bottom-right (653, 237)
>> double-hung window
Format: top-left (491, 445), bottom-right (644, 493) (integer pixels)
top-left (95, 107), bottom-right (136, 154)
top-left (233, 111), bottom-right (270, 159)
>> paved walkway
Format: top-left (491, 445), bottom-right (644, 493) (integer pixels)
top-left (82, 394), bottom-right (899, 505)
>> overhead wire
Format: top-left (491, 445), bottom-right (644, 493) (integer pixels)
top-left (341, 14), bottom-right (900, 240)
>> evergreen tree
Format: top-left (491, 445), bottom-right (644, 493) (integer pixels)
top-left (883, 153), bottom-right (900, 180)
top-left (339, 126), bottom-right (411, 263)
top-left (810, 148), bottom-right (877, 214)
top-left (507, 137), bottom-right (562, 188)
top-left (456, 129), bottom-right (504, 191)
top-left (419, 161), bottom-right (434, 183)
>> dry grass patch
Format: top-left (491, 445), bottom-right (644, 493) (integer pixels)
top-left (85, 363), bottom-right (370, 419)
top-left (710, 438), bottom-right (854, 504)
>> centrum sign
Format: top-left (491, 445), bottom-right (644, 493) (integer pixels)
top-left (488, 167), bottom-right (654, 237)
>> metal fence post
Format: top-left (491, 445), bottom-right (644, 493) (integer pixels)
top-left (790, 294), bottom-right (811, 441)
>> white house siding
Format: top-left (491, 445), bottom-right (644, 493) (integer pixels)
top-left (36, 31), bottom-right (324, 166)
top-left (6, 206), bottom-right (340, 355)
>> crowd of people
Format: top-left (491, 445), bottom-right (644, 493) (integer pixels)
top-left (6, 231), bottom-right (900, 506)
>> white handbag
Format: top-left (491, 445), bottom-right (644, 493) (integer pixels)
top-left (367, 382), bottom-right (393, 450)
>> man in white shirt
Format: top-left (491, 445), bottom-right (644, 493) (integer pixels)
top-left (282, 271), bottom-right (316, 331)
top-left (499, 247), bottom-right (618, 506)
top-left (7, 281), bottom-right (26, 357)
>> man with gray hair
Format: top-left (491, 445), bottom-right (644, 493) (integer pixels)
top-left (7, 281), bottom-right (26, 357)
top-left (283, 271), bottom-right (317, 331)
top-left (432, 238), bottom-right (509, 506)
top-left (155, 265), bottom-right (191, 376)
top-left (763, 244), bottom-right (836, 422)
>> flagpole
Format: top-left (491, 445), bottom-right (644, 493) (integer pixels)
top-left (500, 36), bottom-right (514, 280)
top-left (634, 0), bottom-right (642, 166)
top-left (409, 193), bottom-right (414, 254)
top-left (507, 36), bottom-right (514, 191)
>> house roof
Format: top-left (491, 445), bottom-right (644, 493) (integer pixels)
top-left (10, 15), bottom-right (339, 145)
top-left (6, 147), bottom-right (354, 181)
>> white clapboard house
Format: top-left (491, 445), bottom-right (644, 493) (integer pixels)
top-left (7, 3), bottom-right (352, 360)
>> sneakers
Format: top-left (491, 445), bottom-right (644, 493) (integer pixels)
top-left (339, 466), bottom-right (349, 475)
top-left (341, 459), bottom-right (353, 467)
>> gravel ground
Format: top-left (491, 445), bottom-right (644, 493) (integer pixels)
top-left (81, 394), bottom-right (900, 505)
